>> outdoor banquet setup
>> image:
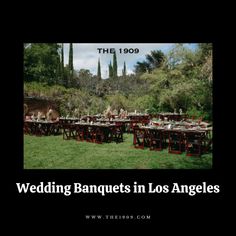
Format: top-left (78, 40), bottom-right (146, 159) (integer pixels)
top-left (24, 107), bottom-right (212, 157)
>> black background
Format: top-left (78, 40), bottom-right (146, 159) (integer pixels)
top-left (4, 10), bottom-right (230, 227)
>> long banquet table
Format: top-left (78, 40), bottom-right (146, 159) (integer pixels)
top-left (133, 125), bottom-right (212, 155)
top-left (24, 120), bottom-right (60, 136)
top-left (62, 122), bottom-right (123, 143)
top-left (158, 113), bottom-right (187, 121)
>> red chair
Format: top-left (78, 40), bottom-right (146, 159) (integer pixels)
top-left (76, 125), bottom-right (85, 142)
top-left (133, 128), bottom-right (146, 149)
top-left (86, 126), bottom-right (96, 143)
top-left (62, 123), bottom-right (76, 140)
top-left (168, 131), bottom-right (183, 154)
top-left (128, 121), bottom-right (139, 133)
top-left (24, 121), bottom-right (30, 134)
top-left (149, 129), bottom-right (162, 151)
top-left (202, 129), bottom-right (212, 154)
top-left (185, 131), bottom-right (203, 157)
top-left (112, 125), bottom-right (123, 143)
top-left (94, 127), bottom-right (104, 144)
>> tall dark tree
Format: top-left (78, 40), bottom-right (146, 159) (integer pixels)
top-left (69, 43), bottom-right (74, 71)
top-left (56, 53), bottom-right (61, 84)
top-left (112, 50), bottom-right (117, 78)
top-left (61, 43), bottom-right (64, 71)
top-left (108, 61), bottom-right (113, 78)
top-left (68, 43), bottom-right (74, 86)
top-left (122, 61), bottom-right (126, 77)
top-left (69, 43), bottom-right (73, 72)
top-left (97, 58), bottom-right (101, 79)
top-left (61, 43), bottom-right (66, 86)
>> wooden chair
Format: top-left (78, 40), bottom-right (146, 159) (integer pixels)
top-left (149, 129), bottom-right (162, 151)
top-left (112, 125), bottom-right (123, 143)
top-left (128, 121), bottom-right (139, 133)
top-left (161, 130), bottom-right (168, 149)
top-left (94, 127), bottom-right (102, 143)
top-left (86, 126), bottom-right (95, 142)
top-left (133, 128), bottom-right (146, 149)
top-left (168, 131), bottom-right (183, 154)
top-left (24, 122), bottom-right (30, 134)
top-left (52, 122), bottom-right (60, 136)
top-left (185, 131), bottom-right (203, 157)
top-left (202, 129), bottom-right (213, 153)
top-left (34, 122), bottom-right (43, 136)
top-left (63, 123), bottom-right (76, 140)
top-left (76, 125), bottom-right (85, 142)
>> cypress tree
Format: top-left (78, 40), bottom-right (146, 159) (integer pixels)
top-left (61, 43), bottom-right (66, 86)
top-left (61, 43), bottom-right (64, 73)
top-left (69, 43), bottom-right (73, 71)
top-left (97, 58), bottom-right (101, 79)
top-left (109, 61), bottom-right (113, 78)
top-left (112, 50), bottom-right (117, 78)
top-left (56, 55), bottom-right (61, 84)
top-left (122, 61), bottom-right (126, 77)
top-left (68, 43), bottom-right (73, 86)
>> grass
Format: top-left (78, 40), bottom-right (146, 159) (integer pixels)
top-left (24, 134), bottom-right (212, 169)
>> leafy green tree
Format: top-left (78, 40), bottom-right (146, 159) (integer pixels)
top-left (106, 93), bottom-right (129, 111)
top-left (134, 61), bottom-right (151, 74)
top-left (76, 69), bottom-right (99, 94)
top-left (200, 53), bottom-right (212, 82)
top-left (24, 43), bottom-right (61, 85)
top-left (166, 44), bottom-right (183, 69)
top-left (196, 43), bottom-right (213, 82)
top-left (89, 96), bottom-right (107, 114)
top-left (95, 79), bottom-right (112, 97)
top-left (135, 50), bottom-right (165, 74)
top-left (165, 44), bottom-right (202, 80)
top-left (198, 43), bottom-right (212, 60)
top-left (134, 95), bottom-right (156, 113)
top-left (78, 69), bottom-right (93, 78)
top-left (146, 50), bottom-right (165, 70)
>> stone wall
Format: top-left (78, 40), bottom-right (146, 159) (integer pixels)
top-left (24, 97), bottom-right (60, 119)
